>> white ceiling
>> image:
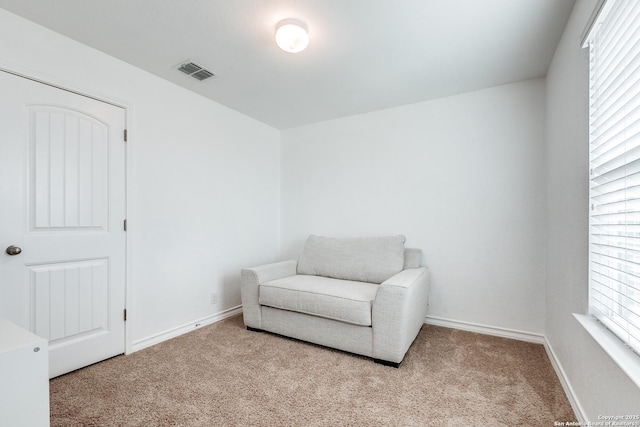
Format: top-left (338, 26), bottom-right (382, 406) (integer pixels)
top-left (0, 0), bottom-right (576, 129)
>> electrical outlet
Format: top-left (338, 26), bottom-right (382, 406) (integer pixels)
top-left (210, 292), bottom-right (218, 305)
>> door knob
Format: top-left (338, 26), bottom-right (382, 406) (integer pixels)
top-left (5, 245), bottom-right (22, 256)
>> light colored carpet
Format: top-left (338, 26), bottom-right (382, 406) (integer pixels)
top-left (50, 315), bottom-right (575, 426)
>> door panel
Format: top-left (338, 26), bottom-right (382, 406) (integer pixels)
top-left (0, 71), bottom-right (126, 378)
top-left (29, 258), bottom-right (109, 343)
top-left (30, 107), bottom-right (109, 231)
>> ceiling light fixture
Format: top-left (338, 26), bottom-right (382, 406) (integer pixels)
top-left (275, 19), bottom-right (309, 53)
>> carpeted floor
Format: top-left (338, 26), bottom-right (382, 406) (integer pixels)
top-left (50, 315), bottom-right (575, 426)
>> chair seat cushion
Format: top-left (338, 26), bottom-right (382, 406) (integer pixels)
top-left (259, 275), bottom-right (379, 326)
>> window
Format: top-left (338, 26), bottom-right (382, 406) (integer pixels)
top-left (588, 0), bottom-right (640, 356)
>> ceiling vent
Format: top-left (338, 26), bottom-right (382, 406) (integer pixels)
top-left (177, 61), bottom-right (216, 81)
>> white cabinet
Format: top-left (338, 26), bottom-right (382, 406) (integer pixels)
top-left (0, 318), bottom-right (50, 427)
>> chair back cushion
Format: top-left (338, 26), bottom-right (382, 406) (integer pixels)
top-left (297, 235), bottom-right (406, 284)
top-left (403, 248), bottom-right (423, 269)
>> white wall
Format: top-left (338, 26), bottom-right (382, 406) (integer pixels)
top-left (0, 9), bottom-right (281, 346)
top-left (281, 79), bottom-right (547, 336)
top-left (545, 0), bottom-right (640, 417)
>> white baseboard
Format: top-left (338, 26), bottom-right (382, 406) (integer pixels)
top-left (425, 315), bottom-right (545, 344)
top-left (131, 305), bottom-right (243, 353)
top-left (543, 337), bottom-right (587, 423)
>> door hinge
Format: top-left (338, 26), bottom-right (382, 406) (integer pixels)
top-left (124, 219), bottom-right (127, 231)
top-left (124, 129), bottom-right (128, 142)
top-left (124, 309), bottom-right (127, 321)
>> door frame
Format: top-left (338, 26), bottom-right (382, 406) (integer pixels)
top-left (0, 63), bottom-right (134, 356)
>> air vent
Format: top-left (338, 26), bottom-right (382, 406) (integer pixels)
top-left (177, 61), bottom-right (216, 81)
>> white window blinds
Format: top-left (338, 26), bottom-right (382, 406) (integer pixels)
top-left (589, 0), bottom-right (640, 355)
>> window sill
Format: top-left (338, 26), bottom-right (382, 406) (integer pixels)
top-left (573, 313), bottom-right (640, 389)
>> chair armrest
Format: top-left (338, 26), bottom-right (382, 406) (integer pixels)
top-left (372, 267), bottom-right (430, 363)
top-left (240, 260), bottom-right (298, 328)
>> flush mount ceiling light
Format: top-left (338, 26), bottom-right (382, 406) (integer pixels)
top-left (275, 19), bottom-right (309, 53)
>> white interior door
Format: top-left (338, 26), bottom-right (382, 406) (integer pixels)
top-left (0, 70), bottom-right (127, 378)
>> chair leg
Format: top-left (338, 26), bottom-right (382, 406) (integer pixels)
top-left (373, 358), bottom-right (401, 368)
